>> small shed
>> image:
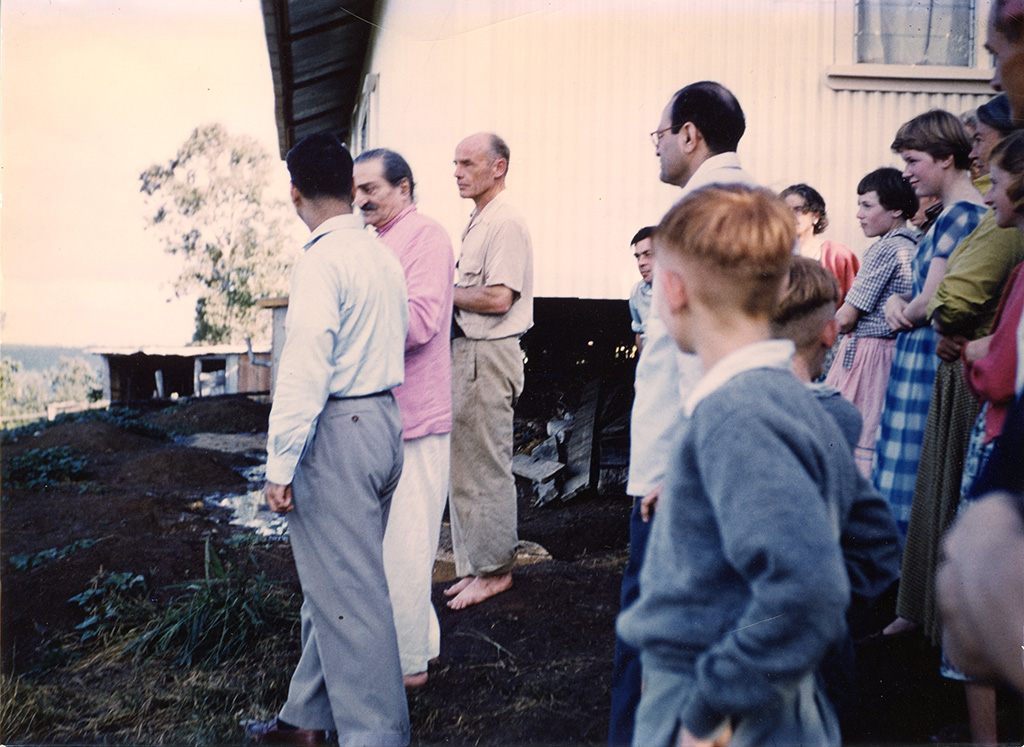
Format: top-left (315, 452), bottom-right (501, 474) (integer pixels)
top-left (89, 344), bottom-right (273, 404)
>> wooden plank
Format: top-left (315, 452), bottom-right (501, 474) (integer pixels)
top-left (512, 454), bottom-right (564, 483)
top-left (562, 379), bottom-right (600, 500)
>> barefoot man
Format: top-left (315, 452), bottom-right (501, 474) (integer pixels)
top-left (446, 132), bottom-right (533, 610)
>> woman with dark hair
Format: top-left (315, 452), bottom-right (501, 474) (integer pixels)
top-left (825, 168), bottom-right (918, 476)
top-left (781, 183), bottom-right (860, 300)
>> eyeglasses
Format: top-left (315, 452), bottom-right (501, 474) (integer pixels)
top-left (650, 126), bottom-right (675, 146)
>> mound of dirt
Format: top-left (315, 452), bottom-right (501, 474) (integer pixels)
top-left (145, 395), bottom-right (270, 435)
top-left (0, 391), bottom-right (976, 745)
top-left (108, 448), bottom-right (250, 492)
top-left (3, 421), bottom-right (161, 457)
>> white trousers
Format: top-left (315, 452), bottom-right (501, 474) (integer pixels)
top-left (382, 432), bottom-right (451, 676)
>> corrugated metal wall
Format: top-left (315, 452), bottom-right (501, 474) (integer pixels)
top-left (357, 0), bottom-right (995, 300)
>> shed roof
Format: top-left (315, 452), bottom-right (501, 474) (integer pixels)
top-left (260, 0), bottom-right (379, 158)
top-left (88, 344), bottom-right (271, 358)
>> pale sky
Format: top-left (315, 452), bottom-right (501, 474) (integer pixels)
top-left (1, 0), bottom-right (299, 348)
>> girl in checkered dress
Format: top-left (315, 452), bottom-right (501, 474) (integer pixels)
top-left (825, 168), bottom-right (918, 478)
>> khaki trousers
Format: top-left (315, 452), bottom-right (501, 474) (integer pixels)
top-left (449, 336), bottom-right (523, 577)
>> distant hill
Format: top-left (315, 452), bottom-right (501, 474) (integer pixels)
top-left (2, 344), bottom-right (105, 375)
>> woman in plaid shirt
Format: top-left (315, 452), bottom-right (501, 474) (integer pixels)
top-left (825, 167), bottom-right (918, 478)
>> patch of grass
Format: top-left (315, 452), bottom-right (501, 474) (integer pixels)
top-left (1, 538), bottom-right (301, 745)
top-left (2, 446), bottom-right (91, 491)
top-left (62, 540), bottom-right (298, 668)
top-left (0, 653), bottom-right (295, 745)
top-left (126, 538), bottom-right (298, 668)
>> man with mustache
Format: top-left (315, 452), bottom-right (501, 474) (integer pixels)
top-left (353, 148), bottom-right (455, 688)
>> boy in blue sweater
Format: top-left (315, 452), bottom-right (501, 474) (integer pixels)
top-left (617, 186), bottom-right (861, 747)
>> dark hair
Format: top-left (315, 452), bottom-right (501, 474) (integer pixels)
top-left (488, 134), bottom-right (510, 164)
top-left (891, 109), bottom-right (973, 171)
top-left (771, 256), bottom-right (841, 328)
top-left (977, 94), bottom-right (1017, 136)
top-left (780, 183), bottom-right (829, 234)
top-left (993, 0), bottom-right (1024, 43)
top-left (286, 132), bottom-right (353, 200)
top-left (631, 226), bottom-right (655, 246)
top-left (354, 148), bottom-right (416, 201)
top-left (857, 167), bottom-right (919, 219)
top-left (669, 81), bottom-right (746, 155)
top-left (991, 129), bottom-right (1024, 216)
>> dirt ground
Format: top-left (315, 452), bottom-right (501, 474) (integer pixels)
top-left (1, 394), bottom-right (1019, 745)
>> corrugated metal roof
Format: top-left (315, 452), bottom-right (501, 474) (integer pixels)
top-left (260, 0), bottom-right (379, 158)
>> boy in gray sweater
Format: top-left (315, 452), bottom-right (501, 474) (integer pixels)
top-left (617, 187), bottom-right (862, 747)
top-left (771, 256), bottom-right (902, 736)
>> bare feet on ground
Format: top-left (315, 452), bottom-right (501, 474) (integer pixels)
top-left (883, 616), bottom-right (919, 636)
top-left (447, 573), bottom-right (513, 610)
top-left (444, 576), bottom-right (473, 597)
top-left (404, 672), bottom-right (428, 689)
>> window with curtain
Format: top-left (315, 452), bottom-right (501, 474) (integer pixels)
top-left (856, 0), bottom-right (976, 66)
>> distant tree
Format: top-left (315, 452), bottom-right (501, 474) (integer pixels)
top-left (0, 359), bottom-right (49, 418)
top-left (0, 358), bottom-right (21, 415)
top-left (140, 123), bottom-right (296, 344)
top-left (47, 357), bottom-right (102, 403)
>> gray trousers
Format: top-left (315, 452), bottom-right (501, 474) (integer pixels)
top-left (449, 336), bottom-right (523, 577)
top-left (278, 393), bottom-right (410, 747)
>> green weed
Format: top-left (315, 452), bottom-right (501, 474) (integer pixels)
top-left (9, 537), bottom-right (102, 571)
top-left (68, 570), bottom-right (148, 643)
top-left (125, 537), bottom-right (298, 668)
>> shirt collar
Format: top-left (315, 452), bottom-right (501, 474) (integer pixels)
top-left (686, 151), bottom-right (742, 184)
top-left (304, 213), bottom-right (364, 250)
top-left (377, 204), bottom-right (417, 237)
top-left (469, 189), bottom-right (509, 223)
top-left (683, 339), bottom-right (795, 416)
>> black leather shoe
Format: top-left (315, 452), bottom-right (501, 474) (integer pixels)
top-left (246, 717), bottom-right (336, 745)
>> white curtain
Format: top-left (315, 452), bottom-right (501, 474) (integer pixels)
top-left (856, 0), bottom-right (975, 65)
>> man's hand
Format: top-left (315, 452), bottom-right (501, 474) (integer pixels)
top-left (640, 483), bottom-right (662, 522)
top-left (265, 481), bottom-right (294, 514)
top-left (936, 334), bottom-right (968, 362)
top-left (937, 492), bottom-right (1024, 691)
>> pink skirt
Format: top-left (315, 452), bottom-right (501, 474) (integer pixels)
top-left (825, 335), bottom-right (897, 478)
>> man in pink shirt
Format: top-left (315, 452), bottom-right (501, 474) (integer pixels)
top-left (354, 149), bottom-right (455, 688)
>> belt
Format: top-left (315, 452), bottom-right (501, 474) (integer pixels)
top-left (327, 390), bottom-right (389, 401)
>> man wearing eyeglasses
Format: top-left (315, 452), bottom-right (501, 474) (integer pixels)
top-left (608, 81), bottom-right (756, 747)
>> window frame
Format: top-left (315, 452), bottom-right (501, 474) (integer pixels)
top-left (827, 0), bottom-right (995, 92)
